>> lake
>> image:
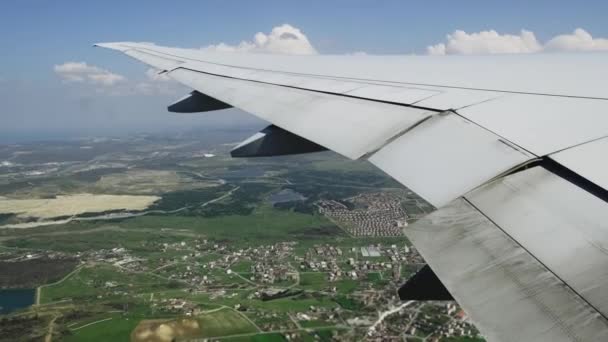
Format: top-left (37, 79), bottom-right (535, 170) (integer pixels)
top-left (0, 288), bottom-right (35, 314)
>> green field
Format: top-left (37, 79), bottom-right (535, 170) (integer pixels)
top-left (41, 265), bottom-right (169, 304)
top-left (183, 290), bottom-right (338, 313)
top-left (119, 205), bottom-right (336, 243)
top-left (198, 308), bottom-right (259, 338)
top-left (64, 314), bottom-right (140, 342)
top-left (299, 272), bottom-right (329, 290)
top-left (3, 205), bottom-right (339, 252)
top-left (62, 308), bottom-right (259, 341)
top-left (334, 279), bottom-right (358, 293)
top-left (223, 332), bottom-right (288, 342)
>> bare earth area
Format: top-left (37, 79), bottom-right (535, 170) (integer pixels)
top-left (0, 193), bottom-right (160, 219)
top-left (131, 318), bottom-right (202, 342)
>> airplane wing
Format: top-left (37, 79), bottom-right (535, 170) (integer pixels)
top-left (96, 42), bottom-right (608, 341)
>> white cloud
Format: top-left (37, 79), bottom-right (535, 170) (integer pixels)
top-left (87, 72), bottom-right (127, 86)
top-left (544, 28), bottom-right (608, 52)
top-left (54, 62), bottom-right (182, 96)
top-left (427, 30), bottom-right (541, 55)
top-left (428, 28), bottom-right (608, 55)
top-left (54, 62), bottom-right (126, 86)
top-left (426, 44), bottom-right (446, 56)
top-left (202, 24), bottom-right (317, 55)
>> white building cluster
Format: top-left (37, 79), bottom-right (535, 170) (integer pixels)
top-left (316, 192), bottom-right (408, 236)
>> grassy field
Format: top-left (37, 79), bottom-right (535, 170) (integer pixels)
top-left (198, 308), bottom-right (258, 338)
top-left (231, 260), bottom-right (253, 273)
top-left (2, 203), bottom-right (342, 252)
top-left (64, 313), bottom-right (140, 342)
top-left (61, 303), bottom-right (260, 341)
top-left (118, 205), bottom-right (337, 245)
top-left (334, 279), bottom-right (358, 293)
top-left (222, 333), bottom-right (288, 342)
top-left (221, 329), bottom-right (341, 342)
top-left (41, 265), bottom-right (169, 304)
top-left (299, 272), bottom-right (329, 290)
top-left (443, 338), bottom-right (487, 342)
top-left (182, 290), bottom-right (338, 313)
top-left (299, 319), bottom-right (333, 328)
top-left (4, 229), bottom-right (187, 252)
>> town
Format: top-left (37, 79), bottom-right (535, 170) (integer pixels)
top-left (0, 231), bottom-right (482, 341)
top-left (316, 192), bottom-right (409, 237)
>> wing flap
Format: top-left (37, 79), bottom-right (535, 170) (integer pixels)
top-left (369, 112), bottom-right (534, 207)
top-left (465, 166), bottom-right (608, 317)
top-left (408, 195), bottom-right (608, 342)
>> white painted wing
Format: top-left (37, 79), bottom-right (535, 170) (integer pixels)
top-left (96, 42), bottom-right (608, 341)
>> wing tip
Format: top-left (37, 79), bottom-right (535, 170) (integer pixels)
top-left (93, 42), bottom-right (130, 52)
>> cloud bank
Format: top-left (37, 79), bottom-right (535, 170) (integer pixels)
top-left (54, 62), bottom-right (126, 86)
top-left (544, 28), bottom-right (608, 52)
top-left (428, 28), bottom-right (608, 55)
top-left (202, 24), bottom-right (317, 55)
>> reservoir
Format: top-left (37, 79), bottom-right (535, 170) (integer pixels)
top-left (0, 288), bottom-right (35, 314)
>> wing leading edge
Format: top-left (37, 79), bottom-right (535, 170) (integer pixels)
top-left (96, 42), bottom-right (608, 341)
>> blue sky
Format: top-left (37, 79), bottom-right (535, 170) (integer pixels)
top-left (1, 0), bottom-right (607, 141)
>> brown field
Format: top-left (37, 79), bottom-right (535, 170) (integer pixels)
top-left (0, 193), bottom-right (160, 219)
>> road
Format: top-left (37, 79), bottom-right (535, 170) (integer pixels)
top-left (200, 186), bottom-right (240, 208)
top-left (368, 300), bottom-right (414, 333)
top-left (44, 315), bottom-right (59, 342)
top-left (36, 264), bottom-right (85, 305)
